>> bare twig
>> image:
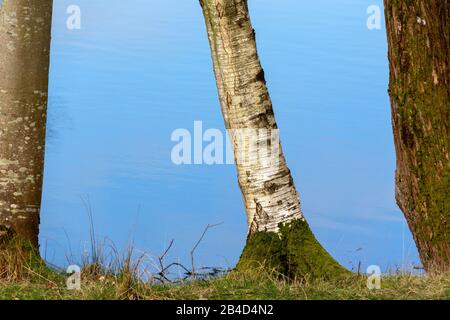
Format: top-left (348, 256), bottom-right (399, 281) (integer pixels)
top-left (161, 262), bottom-right (191, 277)
top-left (157, 239), bottom-right (175, 283)
top-left (190, 222), bottom-right (223, 279)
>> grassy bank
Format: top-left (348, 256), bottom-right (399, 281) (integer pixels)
top-left (1, 239), bottom-right (449, 300)
top-left (1, 267), bottom-right (449, 300)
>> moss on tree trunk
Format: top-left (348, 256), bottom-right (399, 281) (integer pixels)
top-left (237, 220), bottom-right (348, 279)
top-left (384, 0), bottom-right (450, 272)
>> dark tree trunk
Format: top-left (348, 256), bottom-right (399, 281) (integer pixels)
top-left (0, 0), bottom-right (53, 248)
top-left (384, 0), bottom-right (449, 272)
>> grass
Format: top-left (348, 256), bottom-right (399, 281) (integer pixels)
top-left (0, 248), bottom-right (449, 300)
top-left (1, 230), bottom-right (449, 300)
top-left (1, 270), bottom-right (450, 300)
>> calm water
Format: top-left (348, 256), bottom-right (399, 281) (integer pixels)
top-left (41, 0), bottom-right (420, 273)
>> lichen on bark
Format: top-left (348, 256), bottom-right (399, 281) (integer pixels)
top-left (0, 0), bottom-right (53, 248)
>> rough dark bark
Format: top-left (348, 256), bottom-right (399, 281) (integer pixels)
top-left (200, 0), bottom-right (346, 278)
top-left (384, 0), bottom-right (450, 272)
top-left (0, 0), bottom-right (53, 248)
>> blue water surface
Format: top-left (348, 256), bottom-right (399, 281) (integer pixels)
top-left (40, 0), bottom-right (420, 273)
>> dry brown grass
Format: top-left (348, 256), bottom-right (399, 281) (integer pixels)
top-left (0, 239), bottom-right (41, 282)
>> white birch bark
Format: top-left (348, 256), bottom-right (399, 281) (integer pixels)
top-left (200, 0), bottom-right (303, 234)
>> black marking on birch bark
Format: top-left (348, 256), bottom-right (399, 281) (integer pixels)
top-left (251, 28), bottom-right (256, 41)
top-left (256, 69), bottom-right (266, 84)
top-left (226, 91), bottom-right (232, 109)
top-left (264, 181), bottom-right (280, 194)
top-left (250, 201), bottom-right (268, 235)
top-left (216, 2), bottom-right (224, 19)
top-left (248, 111), bottom-right (271, 127)
top-left (288, 174), bottom-right (295, 187)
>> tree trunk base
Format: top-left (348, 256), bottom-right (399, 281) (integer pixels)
top-left (0, 236), bottom-right (44, 281)
top-left (237, 219), bottom-right (349, 279)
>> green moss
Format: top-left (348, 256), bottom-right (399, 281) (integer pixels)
top-left (237, 219), bottom-right (349, 279)
top-left (385, 0), bottom-right (450, 271)
top-left (236, 230), bottom-right (286, 273)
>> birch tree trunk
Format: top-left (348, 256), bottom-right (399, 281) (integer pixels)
top-left (200, 0), bottom-right (345, 278)
top-left (0, 0), bottom-right (53, 248)
top-left (384, 0), bottom-right (450, 273)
